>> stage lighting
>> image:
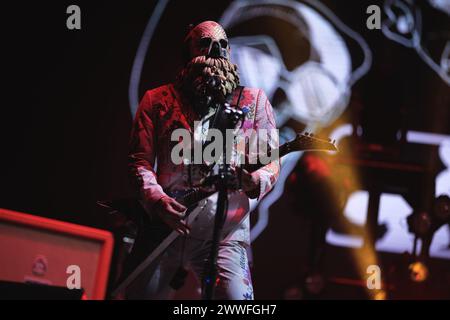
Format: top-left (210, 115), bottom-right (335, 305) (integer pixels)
top-left (304, 273), bottom-right (325, 295)
top-left (433, 195), bottom-right (450, 223)
top-left (407, 211), bottom-right (432, 237)
top-left (373, 290), bottom-right (387, 300)
top-left (408, 261), bottom-right (429, 282)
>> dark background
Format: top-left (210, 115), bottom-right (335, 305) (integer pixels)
top-left (1, 0), bottom-right (449, 299)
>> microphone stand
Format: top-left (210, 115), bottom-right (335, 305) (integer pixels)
top-left (202, 161), bottom-right (229, 300)
top-left (201, 101), bottom-right (244, 300)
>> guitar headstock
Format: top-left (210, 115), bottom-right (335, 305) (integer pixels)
top-left (285, 132), bottom-right (338, 153)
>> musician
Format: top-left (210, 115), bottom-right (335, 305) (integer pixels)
top-left (125, 21), bottom-right (279, 300)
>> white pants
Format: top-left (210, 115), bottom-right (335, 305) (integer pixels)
top-left (126, 237), bottom-right (254, 300)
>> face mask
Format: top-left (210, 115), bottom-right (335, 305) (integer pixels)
top-left (184, 21), bottom-right (231, 62)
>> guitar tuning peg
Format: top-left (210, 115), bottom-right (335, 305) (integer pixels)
top-left (328, 138), bottom-right (332, 142)
top-left (304, 131), bottom-right (309, 136)
top-left (332, 140), bottom-right (336, 144)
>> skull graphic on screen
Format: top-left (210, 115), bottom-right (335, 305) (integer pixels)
top-left (220, 0), bottom-right (372, 129)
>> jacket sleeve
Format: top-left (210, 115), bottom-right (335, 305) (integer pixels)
top-left (128, 91), bottom-right (169, 212)
top-left (252, 89), bottom-right (280, 200)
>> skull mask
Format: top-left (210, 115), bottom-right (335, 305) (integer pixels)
top-left (177, 21), bottom-right (239, 110)
top-left (183, 21), bottom-right (230, 61)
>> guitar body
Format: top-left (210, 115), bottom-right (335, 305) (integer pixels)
top-left (117, 201), bottom-right (170, 283)
top-left (105, 193), bottom-right (208, 296)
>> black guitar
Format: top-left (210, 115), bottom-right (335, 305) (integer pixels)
top-left (108, 132), bottom-right (337, 296)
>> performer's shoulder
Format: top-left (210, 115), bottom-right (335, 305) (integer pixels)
top-left (137, 84), bottom-right (177, 114)
top-left (142, 83), bottom-right (175, 101)
top-left (241, 86), bottom-right (269, 96)
top-left (236, 86), bottom-right (269, 105)
top-left (240, 86), bottom-right (258, 94)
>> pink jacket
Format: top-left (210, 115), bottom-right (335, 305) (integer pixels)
top-left (129, 83), bottom-right (279, 241)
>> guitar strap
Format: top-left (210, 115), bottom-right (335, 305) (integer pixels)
top-left (235, 85), bottom-right (245, 108)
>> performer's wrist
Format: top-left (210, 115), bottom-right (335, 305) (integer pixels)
top-left (245, 172), bottom-right (261, 199)
top-left (154, 195), bottom-right (171, 210)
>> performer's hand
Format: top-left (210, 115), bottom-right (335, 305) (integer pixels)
top-left (155, 196), bottom-right (190, 235)
top-left (241, 169), bottom-right (260, 199)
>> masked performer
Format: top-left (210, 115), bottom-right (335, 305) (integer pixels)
top-left (126, 21), bottom-right (279, 300)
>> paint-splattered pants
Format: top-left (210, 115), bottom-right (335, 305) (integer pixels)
top-left (126, 237), bottom-right (254, 300)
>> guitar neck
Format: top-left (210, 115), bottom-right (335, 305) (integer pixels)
top-left (242, 142), bottom-right (291, 173)
top-left (175, 135), bottom-right (336, 206)
top-left (176, 143), bottom-right (290, 206)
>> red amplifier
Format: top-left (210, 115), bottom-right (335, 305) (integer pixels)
top-left (0, 208), bottom-right (113, 299)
